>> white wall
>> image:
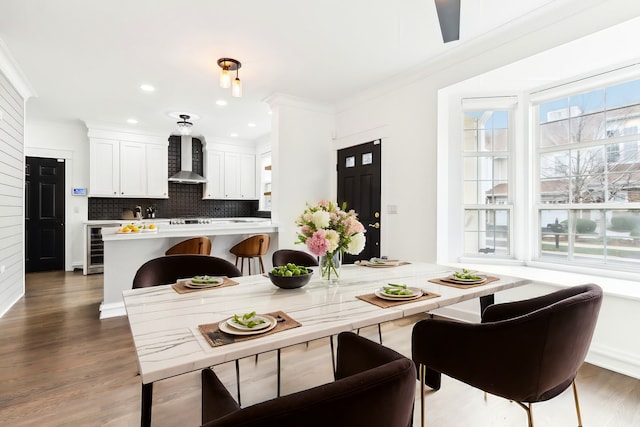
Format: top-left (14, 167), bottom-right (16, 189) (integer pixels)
top-left (267, 94), bottom-right (334, 251)
top-left (0, 68), bottom-right (25, 317)
top-left (24, 119), bottom-right (89, 270)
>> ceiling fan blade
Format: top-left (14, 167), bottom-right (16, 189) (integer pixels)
top-left (434, 0), bottom-right (461, 43)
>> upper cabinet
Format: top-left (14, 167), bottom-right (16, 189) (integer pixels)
top-left (203, 145), bottom-right (257, 200)
top-left (88, 127), bottom-right (168, 198)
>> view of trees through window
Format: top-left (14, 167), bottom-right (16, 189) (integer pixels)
top-left (538, 79), bottom-right (640, 268)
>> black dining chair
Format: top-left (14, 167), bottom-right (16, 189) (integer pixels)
top-left (411, 283), bottom-right (603, 427)
top-left (272, 249), bottom-right (319, 267)
top-left (201, 331), bottom-right (416, 427)
top-left (132, 254), bottom-right (241, 288)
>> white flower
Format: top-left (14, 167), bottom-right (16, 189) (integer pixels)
top-left (325, 229), bottom-right (340, 252)
top-left (312, 210), bottom-right (330, 229)
top-left (346, 232), bottom-right (366, 255)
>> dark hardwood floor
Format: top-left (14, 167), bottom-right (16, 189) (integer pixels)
top-left (1, 270), bottom-right (639, 426)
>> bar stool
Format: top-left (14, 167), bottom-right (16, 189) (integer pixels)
top-left (165, 236), bottom-right (212, 255)
top-left (229, 234), bottom-right (270, 275)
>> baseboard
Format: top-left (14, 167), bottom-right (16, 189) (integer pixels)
top-left (99, 302), bottom-right (126, 319)
top-left (586, 343), bottom-right (640, 380)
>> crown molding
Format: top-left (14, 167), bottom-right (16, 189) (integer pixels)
top-left (264, 93), bottom-right (334, 115)
top-left (0, 38), bottom-right (37, 100)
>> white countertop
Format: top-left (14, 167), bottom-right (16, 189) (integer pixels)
top-left (102, 218), bottom-right (276, 241)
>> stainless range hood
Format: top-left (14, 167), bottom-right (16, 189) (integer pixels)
top-left (168, 135), bottom-right (207, 184)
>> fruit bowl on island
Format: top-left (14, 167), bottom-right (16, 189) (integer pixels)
top-left (268, 264), bottom-right (314, 289)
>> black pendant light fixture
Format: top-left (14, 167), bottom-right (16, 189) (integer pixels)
top-left (176, 114), bottom-right (193, 135)
top-left (217, 58), bottom-right (242, 97)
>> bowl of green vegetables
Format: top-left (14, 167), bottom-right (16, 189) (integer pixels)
top-left (268, 263), bottom-right (314, 289)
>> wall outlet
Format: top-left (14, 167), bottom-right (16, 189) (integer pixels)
top-left (387, 204), bottom-right (398, 214)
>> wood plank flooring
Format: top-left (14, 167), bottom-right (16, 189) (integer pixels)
top-left (1, 270), bottom-right (639, 426)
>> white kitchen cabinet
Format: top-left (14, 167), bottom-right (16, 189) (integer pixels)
top-left (239, 153), bottom-right (256, 199)
top-left (203, 150), bottom-right (225, 198)
top-left (203, 149), bottom-right (256, 199)
top-left (119, 141), bottom-right (147, 196)
top-left (89, 133), bottom-right (168, 198)
top-left (146, 143), bottom-right (168, 197)
top-left (89, 138), bottom-right (120, 196)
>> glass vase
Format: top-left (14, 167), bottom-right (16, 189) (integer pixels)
top-left (320, 250), bottom-right (341, 284)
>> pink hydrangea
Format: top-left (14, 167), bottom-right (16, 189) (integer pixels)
top-left (306, 230), bottom-right (329, 256)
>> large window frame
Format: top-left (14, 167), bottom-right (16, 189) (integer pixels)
top-left (461, 98), bottom-right (517, 259)
top-left (533, 76), bottom-right (640, 273)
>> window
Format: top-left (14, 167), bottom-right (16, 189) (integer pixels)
top-left (536, 79), bottom-right (640, 269)
top-left (462, 106), bottom-right (513, 256)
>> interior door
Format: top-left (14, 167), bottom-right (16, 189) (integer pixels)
top-left (337, 140), bottom-right (381, 264)
top-left (25, 157), bottom-right (65, 272)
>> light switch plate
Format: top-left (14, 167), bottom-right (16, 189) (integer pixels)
top-left (387, 204), bottom-right (398, 214)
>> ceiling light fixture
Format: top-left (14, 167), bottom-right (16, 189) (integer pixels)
top-left (140, 84), bottom-right (155, 92)
top-left (127, 118), bottom-right (138, 124)
top-left (177, 114), bottom-right (193, 135)
top-left (217, 58), bottom-right (242, 98)
top-left (215, 100), bottom-right (228, 106)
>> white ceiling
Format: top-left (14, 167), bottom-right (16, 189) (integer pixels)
top-left (0, 0), bottom-right (560, 142)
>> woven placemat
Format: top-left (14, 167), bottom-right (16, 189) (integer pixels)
top-left (357, 290), bottom-right (440, 308)
top-left (172, 276), bottom-right (239, 294)
top-left (198, 311), bottom-right (301, 347)
top-left (428, 276), bottom-right (499, 289)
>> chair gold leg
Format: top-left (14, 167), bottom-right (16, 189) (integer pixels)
top-left (528, 402), bottom-right (534, 427)
top-left (420, 364), bottom-right (426, 427)
top-left (514, 401), bottom-right (534, 427)
top-left (572, 380), bottom-right (583, 427)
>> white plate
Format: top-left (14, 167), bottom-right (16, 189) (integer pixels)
top-left (226, 315), bottom-right (272, 331)
top-left (446, 275), bottom-right (487, 284)
top-left (375, 288), bottom-right (423, 301)
top-left (116, 230), bottom-right (141, 234)
top-left (219, 315), bottom-right (277, 335)
top-left (183, 276), bottom-right (224, 289)
top-left (356, 260), bottom-right (402, 268)
top-left (184, 281), bottom-right (223, 289)
top-left (141, 228), bottom-right (158, 233)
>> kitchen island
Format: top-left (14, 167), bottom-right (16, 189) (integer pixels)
top-left (100, 218), bottom-right (279, 319)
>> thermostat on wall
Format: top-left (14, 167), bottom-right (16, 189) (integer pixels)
top-left (72, 187), bottom-right (87, 196)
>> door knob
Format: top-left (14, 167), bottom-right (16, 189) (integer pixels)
top-left (368, 222), bottom-right (380, 229)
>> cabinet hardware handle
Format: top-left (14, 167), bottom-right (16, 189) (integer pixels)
top-left (368, 222), bottom-right (380, 229)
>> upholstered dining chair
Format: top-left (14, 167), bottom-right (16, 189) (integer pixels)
top-left (272, 249), bottom-right (319, 267)
top-left (132, 254), bottom-right (241, 288)
top-left (411, 283), bottom-right (603, 427)
top-left (229, 234), bottom-right (270, 275)
top-left (201, 331), bottom-right (416, 427)
top-left (165, 236), bottom-right (212, 255)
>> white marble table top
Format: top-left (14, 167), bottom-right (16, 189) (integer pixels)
top-left (123, 262), bottom-right (530, 384)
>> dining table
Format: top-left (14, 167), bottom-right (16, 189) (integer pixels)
top-left (122, 262), bottom-right (530, 427)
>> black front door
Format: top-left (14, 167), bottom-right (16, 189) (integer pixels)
top-left (337, 140), bottom-right (381, 264)
top-left (25, 157), bottom-right (65, 272)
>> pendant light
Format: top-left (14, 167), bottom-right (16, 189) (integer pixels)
top-left (176, 114), bottom-right (193, 135)
top-left (217, 58), bottom-right (242, 97)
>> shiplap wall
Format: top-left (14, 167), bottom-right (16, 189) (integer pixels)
top-left (0, 68), bottom-right (24, 317)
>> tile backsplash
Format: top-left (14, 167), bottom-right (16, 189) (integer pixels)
top-left (88, 136), bottom-right (265, 220)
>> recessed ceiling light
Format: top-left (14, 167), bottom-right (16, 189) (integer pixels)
top-left (127, 118), bottom-right (138, 124)
top-left (268, 110), bottom-right (272, 115)
top-left (140, 84), bottom-right (155, 92)
top-left (230, 133), bottom-right (238, 137)
top-left (215, 100), bottom-right (228, 106)
top-left (247, 123), bottom-right (256, 127)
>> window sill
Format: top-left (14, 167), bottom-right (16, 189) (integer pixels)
top-left (444, 259), bottom-right (640, 301)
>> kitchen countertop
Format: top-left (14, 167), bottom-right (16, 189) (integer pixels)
top-left (99, 218), bottom-right (279, 318)
top-left (101, 218), bottom-right (275, 241)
